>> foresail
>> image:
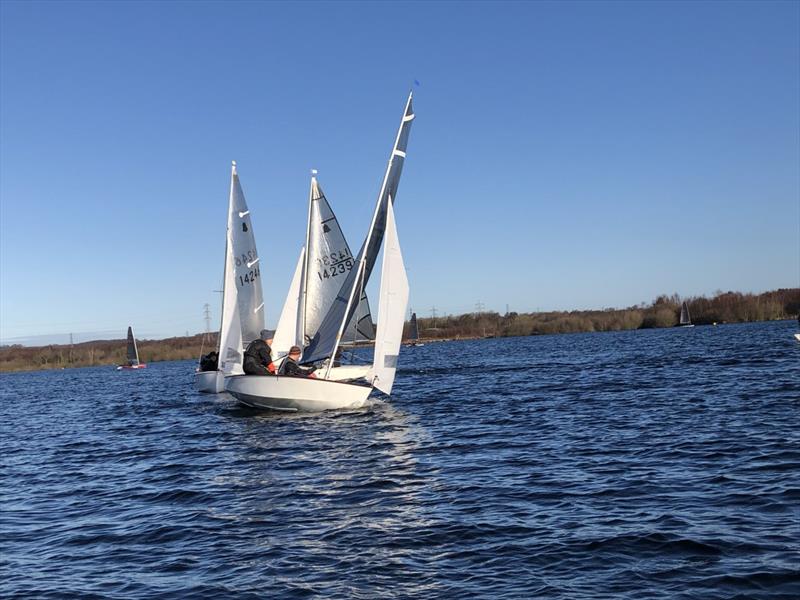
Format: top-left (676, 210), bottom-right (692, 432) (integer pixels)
top-left (303, 178), bottom-right (375, 345)
top-left (368, 201), bottom-right (409, 395)
top-left (341, 291), bottom-right (376, 344)
top-left (273, 247), bottom-right (305, 360)
top-left (303, 93), bottom-right (414, 364)
top-left (229, 164), bottom-right (265, 344)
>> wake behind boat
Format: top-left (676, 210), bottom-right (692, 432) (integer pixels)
top-left (117, 326), bottom-right (146, 370)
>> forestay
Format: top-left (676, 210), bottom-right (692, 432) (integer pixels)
top-left (368, 200), bottom-right (409, 395)
top-left (303, 92), bottom-right (415, 364)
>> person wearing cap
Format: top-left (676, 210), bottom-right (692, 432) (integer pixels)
top-left (243, 329), bottom-right (276, 375)
top-left (279, 346), bottom-right (317, 378)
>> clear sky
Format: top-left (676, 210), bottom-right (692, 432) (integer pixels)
top-left (1, 0), bottom-right (798, 344)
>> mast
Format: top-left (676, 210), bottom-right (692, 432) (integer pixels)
top-left (324, 92), bottom-right (414, 376)
top-left (300, 170), bottom-right (316, 345)
top-left (217, 161), bottom-right (236, 356)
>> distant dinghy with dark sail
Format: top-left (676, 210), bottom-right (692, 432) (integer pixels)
top-left (678, 300), bottom-right (694, 328)
top-left (117, 326), bottom-right (146, 370)
top-left (404, 311), bottom-right (423, 346)
top-left (226, 92), bottom-right (415, 411)
top-left (195, 162), bottom-right (265, 393)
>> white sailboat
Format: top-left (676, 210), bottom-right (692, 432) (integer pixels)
top-left (226, 92), bottom-right (415, 411)
top-left (195, 161), bottom-right (265, 393)
top-left (271, 171), bottom-right (375, 381)
top-left (678, 300), bottom-right (694, 328)
top-left (117, 326), bottom-right (146, 370)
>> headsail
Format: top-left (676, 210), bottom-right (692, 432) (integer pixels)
top-left (229, 162), bottom-right (265, 345)
top-left (126, 326), bottom-right (139, 365)
top-left (368, 201), bottom-right (409, 394)
top-left (680, 301), bottom-right (691, 326)
top-left (303, 92), bottom-right (415, 364)
top-left (272, 247), bottom-right (306, 360)
top-left (218, 227), bottom-right (243, 375)
top-left (302, 176), bottom-right (375, 346)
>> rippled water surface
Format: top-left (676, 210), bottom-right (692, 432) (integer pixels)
top-left (2, 321), bottom-right (799, 598)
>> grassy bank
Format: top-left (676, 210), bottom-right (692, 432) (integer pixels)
top-left (2, 288), bottom-right (798, 372)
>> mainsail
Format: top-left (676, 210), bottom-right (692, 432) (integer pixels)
top-left (303, 176), bottom-right (375, 345)
top-left (303, 92), bottom-right (415, 364)
top-left (229, 162), bottom-right (265, 345)
top-left (409, 312), bottom-right (419, 341)
top-left (126, 326), bottom-right (139, 365)
top-left (217, 162), bottom-right (263, 375)
top-left (367, 201), bottom-right (409, 394)
top-left (680, 301), bottom-right (691, 326)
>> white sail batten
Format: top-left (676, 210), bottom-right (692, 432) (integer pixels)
top-left (304, 92), bottom-right (415, 365)
top-left (229, 164), bottom-right (265, 345)
top-left (368, 201), bottom-right (409, 395)
top-left (273, 247), bottom-right (306, 360)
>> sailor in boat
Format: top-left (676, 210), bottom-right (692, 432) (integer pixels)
top-left (278, 346), bottom-right (317, 378)
top-left (199, 351), bottom-right (218, 372)
top-left (243, 329), bottom-right (276, 375)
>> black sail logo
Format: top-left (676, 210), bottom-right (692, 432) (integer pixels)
top-left (242, 222), bottom-right (248, 232)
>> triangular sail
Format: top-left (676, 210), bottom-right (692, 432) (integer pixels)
top-left (409, 312), bottom-right (419, 341)
top-left (273, 246), bottom-right (305, 360)
top-left (680, 301), bottom-right (691, 325)
top-left (303, 93), bottom-right (415, 365)
top-left (218, 228), bottom-right (243, 375)
top-left (229, 163), bottom-right (265, 345)
top-left (368, 201), bottom-right (409, 395)
top-left (126, 326), bottom-right (139, 365)
top-left (302, 177), bottom-right (375, 346)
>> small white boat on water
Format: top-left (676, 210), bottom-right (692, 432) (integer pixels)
top-left (226, 93), bottom-right (415, 411)
top-left (195, 162), bottom-right (265, 393)
top-left (117, 326), bottom-right (146, 370)
top-left (678, 300), bottom-right (694, 328)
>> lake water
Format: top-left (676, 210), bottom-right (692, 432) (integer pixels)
top-left (2, 321), bottom-right (799, 599)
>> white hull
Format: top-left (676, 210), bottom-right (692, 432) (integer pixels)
top-left (225, 374), bottom-right (372, 412)
top-left (678, 324), bottom-right (695, 328)
top-left (327, 365), bottom-right (371, 381)
top-left (195, 370), bottom-right (225, 393)
top-left (794, 333), bottom-right (800, 342)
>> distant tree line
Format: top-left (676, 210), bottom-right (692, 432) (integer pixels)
top-left (405, 288), bottom-right (800, 339)
top-left (0, 333), bottom-right (215, 372)
top-left (2, 288), bottom-right (797, 372)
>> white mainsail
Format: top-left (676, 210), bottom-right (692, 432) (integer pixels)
top-left (368, 200), bottom-right (409, 395)
top-left (229, 162), bottom-right (265, 345)
top-left (302, 175), bottom-right (374, 346)
top-left (272, 246), bottom-right (306, 360)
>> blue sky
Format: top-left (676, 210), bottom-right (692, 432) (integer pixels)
top-left (1, 0), bottom-right (798, 344)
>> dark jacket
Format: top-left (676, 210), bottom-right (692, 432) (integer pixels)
top-left (244, 339), bottom-right (272, 368)
top-left (279, 357), bottom-right (316, 378)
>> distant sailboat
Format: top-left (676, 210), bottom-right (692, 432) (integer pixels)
top-left (226, 92), bottom-right (415, 411)
top-left (404, 311), bottom-right (423, 346)
top-left (117, 326), bottom-right (146, 370)
top-left (678, 300), bottom-right (694, 328)
top-left (195, 161), bottom-right (265, 393)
